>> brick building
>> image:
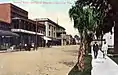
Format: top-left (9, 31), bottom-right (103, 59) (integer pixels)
top-left (0, 3), bottom-right (28, 23)
top-left (0, 3), bottom-right (45, 49)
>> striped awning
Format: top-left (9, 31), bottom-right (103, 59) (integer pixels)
top-left (0, 30), bottom-right (19, 37)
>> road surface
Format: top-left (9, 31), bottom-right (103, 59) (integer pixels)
top-left (0, 45), bottom-right (78, 75)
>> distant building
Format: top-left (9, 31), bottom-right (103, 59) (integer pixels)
top-left (35, 18), bottom-right (57, 39)
top-left (56, 25), bottom-right (66, 46)
top-left (103, 27), bottom-right (114, 53)
top-left (35, 18), bottom-right (67, 46)
top-left (66, 35), bottom-right (72, 45)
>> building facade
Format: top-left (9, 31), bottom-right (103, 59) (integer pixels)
top-left (0, 3), bottom-right (67, 48)
top-left (0, 3), bottom-right (28, 23)
top-left (35, 18), bottom-right (58, 45)
top-left (56, 25), bottom-right (66, 46)
top-left (0, 21), bottom-right (10, 49)
top-left (36, 18), bottom-right (67, 46)
top-left (0, 3), bottom-right (45, 49)
top-left (0, 20), bottom-right (19, 49)
top-left (36, 18), bottom-right (56, 38)
top-left (11, 18), bottom-right (45, 48)
top-left (66, 35), bottom-right (73, 45)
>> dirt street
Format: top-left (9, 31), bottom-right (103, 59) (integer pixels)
top-left (0, 45), bottom-right (79, 75)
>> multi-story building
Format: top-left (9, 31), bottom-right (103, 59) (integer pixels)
top-left (35, 18), bottom-right (67, 46)
top-left (0, 3), bottom-right (28, 23)
top-left (11, 18), bottom-right (45, 47)
top-left (35, 18), bottom-right (57, 44)
top-left (0, 3), bottom-right (67, 48)
top-left (0, 3), bottom-right (45, 49)
top-left (56, 25), bottom-right (66, 45)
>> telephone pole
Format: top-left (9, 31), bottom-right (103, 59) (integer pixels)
top-left (35, 19), bottom-right (38, 50)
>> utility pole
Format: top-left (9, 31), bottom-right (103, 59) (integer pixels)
top-left (19, 19), bottom-right (21, 51)
top-left (35, 19), bottom-right (38, 50)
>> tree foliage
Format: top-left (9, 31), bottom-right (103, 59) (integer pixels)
top-left (76, 0), bottom-right (114, 38)
top-left (69, 0), bottom-right (115, 72)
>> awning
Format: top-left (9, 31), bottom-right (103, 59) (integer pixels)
top-left (0, 30), bottom-right (19, 37)
top-left (37, 33), bottom-right (44, 36)
top-left (42, 36), bottom-right (52, 40)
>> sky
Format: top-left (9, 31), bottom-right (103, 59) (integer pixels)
top-left (0, 0), bottom-right (79, 37)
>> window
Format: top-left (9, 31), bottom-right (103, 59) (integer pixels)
top-left (49, 31), bottom-right (50, 36)
top-left (54, 33), bottom-right (55, 37)
top-left (49, 25), bottom-right (51, 29)
top-left (54, 27), bottom-right (56, 31)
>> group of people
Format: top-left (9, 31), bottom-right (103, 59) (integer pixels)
top-left (24, 43), bottom-right (36, 51)
top-left (93, 41), bottom-right (108, 59)
top-left (7, 41), bottom-right (52, 52)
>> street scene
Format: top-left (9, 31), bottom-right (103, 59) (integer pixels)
top-left (0, 0), bottom-right (118, 75)
top-left (0, 45), bottom-right (78, 75)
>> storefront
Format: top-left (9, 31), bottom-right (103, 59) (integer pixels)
top-left (0, 21), bottom-right (19, 50)
top-left (0, 30), bottom-right (19, 50)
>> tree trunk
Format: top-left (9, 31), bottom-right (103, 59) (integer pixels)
top-left (100, 34), bottom-right (103, 50)
top-left (77, 33), bottom-right (85, 71)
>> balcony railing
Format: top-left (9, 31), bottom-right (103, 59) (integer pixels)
top-left (56, 30), bottom-right (66, 33)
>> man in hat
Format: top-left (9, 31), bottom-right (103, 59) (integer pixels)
top-left (93, 42), bottom-right (99, 59)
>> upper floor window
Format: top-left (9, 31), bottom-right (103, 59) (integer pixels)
top-left (54, 33), bottom-right (55, 37)
top-left (49, 25), bottom-right (51, 29)
top-left (54, 27), bottom-right (56, 31)
top-left (49, 31), bottom-right (50, 36)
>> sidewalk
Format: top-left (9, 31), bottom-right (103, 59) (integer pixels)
top-left (91, 49), bottom-right (118, 75)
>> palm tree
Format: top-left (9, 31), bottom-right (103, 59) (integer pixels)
top-left (69, 5), bottom-right (98, 71)
top-left (69, 6), bottom-right (98, 50)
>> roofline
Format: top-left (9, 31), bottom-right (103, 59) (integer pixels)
top-left (36, 18), bottom-right (66, 30)
top-left (58, 25), bottom-right (65, 30)
top-left (36, 18), bottom-right (58, 26)
top-left (0, 3), bottom-right (28, 13)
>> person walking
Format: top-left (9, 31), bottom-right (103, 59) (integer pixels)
top-left (93, 42), bottom-right (99, 59)
top-left (24, 44), bottom-right (27, 51)
top-left (102, 41), bottom-right (108, 59)
top-left (32, 43), bottom-right (35, 50)
top-left (19, 43), bottom-right (22, 51)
